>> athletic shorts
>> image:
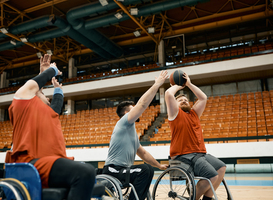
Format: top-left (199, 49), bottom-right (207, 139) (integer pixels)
top-left (177, 153), bottom-right (226, 179)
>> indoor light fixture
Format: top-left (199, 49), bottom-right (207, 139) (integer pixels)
top-left (147, 27), bottom-right (155, 34)
top-left (46, 50), bottom-right (53, 55)
top-left (20, 37), bottom-right (28, 43)
top-left (114, 12), bottom-right (123, 19)
top-left (36, 52), bottom-right (42, 58)
top-left (130, 8), bottom-right (138, 15)
top-left (99, 0), bottom-right (108, 6)
top-left (133, 30), bottom-right (141, 37)
top-left (0, 28), bottom-right (8, 34)
top-left (10, 40), bottom-right (16, 46)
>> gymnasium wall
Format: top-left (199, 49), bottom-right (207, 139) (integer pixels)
top-left (0, 142), bottom-right (272, 163)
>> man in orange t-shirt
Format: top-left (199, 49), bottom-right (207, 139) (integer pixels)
top-left (165, 72), bottom-right (226, 200)
top-left (5, 54), bottom-right (95, 200)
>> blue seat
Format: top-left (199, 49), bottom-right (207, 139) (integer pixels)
top-left (3, 163), bottom-right (105, 200)
top-left (5, 163), bottom-right (42, 200)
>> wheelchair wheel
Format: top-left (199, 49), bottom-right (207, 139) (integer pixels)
top-left (96, 175), bottom-right (123, 200)
top-left (214, 179), bottom-right (233, 200)
top-left (0, 178), bottom-right (31, 200)
top-left (152, 166), bottom-right (196, 200)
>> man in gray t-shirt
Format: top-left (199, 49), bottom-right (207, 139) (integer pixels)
top-left (103, 71), bottom-right (168, 200)
top-left (105, 112), bottom-right (140, 167)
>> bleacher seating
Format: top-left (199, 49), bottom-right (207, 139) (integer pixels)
top-left (150, 90), bottom-right (273, 144)
top-left (1, 42), bottom-right (273, 96)
top-left (0, 105), bottom-right (161, 150)
top-left (1, 90), bottom-right (273, 149)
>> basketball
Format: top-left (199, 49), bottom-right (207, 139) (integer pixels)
top-left (169, 70), bottom-right (187, 86)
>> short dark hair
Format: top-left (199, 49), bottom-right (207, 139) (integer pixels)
top-left (116, 101), bottom-right (135, 118)
top-left (175, 94), bottom-right (187, 100)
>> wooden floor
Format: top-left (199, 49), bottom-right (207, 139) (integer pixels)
top-left (228, 186), bottom-right (273, 200)
top-left (151, 172), bottom-right (273, 200)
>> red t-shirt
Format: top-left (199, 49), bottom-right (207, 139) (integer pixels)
top-left (5, 96), bottom-right (74, 187)
top-left (169, 108), bottom-right (206, 157)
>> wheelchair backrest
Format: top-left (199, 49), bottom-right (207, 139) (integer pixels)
top-left (5, 163), bottom-right (42, 200)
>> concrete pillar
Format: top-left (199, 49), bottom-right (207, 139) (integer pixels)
top-left (68, 58), bottom-right (77, 79)
top-left (0, 71), bottom-right (8, 88)
top-left (0, 109), bottom-right (4, 121)
top-left (159, 87), bottom-right (166, 113)
top-left (66, 98), bottom-right (75, 115)
top-left (158, 40), bottom-right (165, 67)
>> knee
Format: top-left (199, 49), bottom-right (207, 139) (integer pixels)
top-left (77, 163), bottom-right (96, 183)
top-left (210, 174), bottom-right (219, 184)
top-left (142, 164), bottom-right (154, 178)
top-left (218, 166), bottom-right (226, 175)
top-left (147, 164), bottom-right (154, 176)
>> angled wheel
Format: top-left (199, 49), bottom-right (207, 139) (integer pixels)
top-left (214, 178), bottom-right (233, 200)
top-left (152, 166), bottom-right (196, 200)
top-left (0, 178), bottom-right (31, 200)
top-left (96, 174), bottom-right (123, 200)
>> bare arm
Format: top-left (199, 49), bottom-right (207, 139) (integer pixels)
top-left (137, 145), bottom-right (168, 170)
top-left (183, 73), bottom-right (207, 118)
top-left (14, 80), bottom-right (39, 99)
top-left (165, 85), bottom-right (184, 120)
top-left (15, 62), bottom-right (62, 99)
top-left (127, 70), bottom-right (168, 124)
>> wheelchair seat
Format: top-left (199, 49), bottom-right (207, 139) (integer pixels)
top-left (42, 188), bottom-right (68, 200)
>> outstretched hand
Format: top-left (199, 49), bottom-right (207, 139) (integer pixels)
top-left (40, 54), bottom-right (51, 73)
top-left (52, 77), bottom-right (62, 89)
top-left (155, 70), bottom-right (168, 87)
top-left (50, 62), bottom-right (62, 76)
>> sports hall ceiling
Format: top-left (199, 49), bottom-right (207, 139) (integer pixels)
top-left (0, 0), bottom-right (272, 81)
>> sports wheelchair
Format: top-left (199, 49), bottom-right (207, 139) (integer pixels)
top-left (0, 163), bottom-right (106, 200)
top-left (96, 169), bottom-right (152, 200)
top-left (0, 163), bottom-right (152, 200)
top-left (152, 159), bottom-right (233, 200)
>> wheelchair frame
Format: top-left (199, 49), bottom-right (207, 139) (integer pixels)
top-left (152, 165), bottom-right (233, 200)
top-left (0, 163), bottom-right (151, 200)
top-left (0, 163), bottom-right (105, 200)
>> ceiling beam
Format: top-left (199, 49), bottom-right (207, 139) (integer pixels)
top-left (113, 0), bottom-right (158, 45)
top-left (24, 0), bottom-right (67, 13)
top-left (3, 3), bottom-right (31, 19)
top-left (0, 0), bottom-right (9, 3)
top-left (0, 5), bottom-right (272, 71)
top-left (116, 10), bottom-right (273, 45)
top-left (110, 4), bottom-right (267, 40)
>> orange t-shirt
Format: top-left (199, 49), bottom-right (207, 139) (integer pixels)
top-left (169, 108), bottom-right (206, 158)
top-left (5, 96), bottom-right (74, 187)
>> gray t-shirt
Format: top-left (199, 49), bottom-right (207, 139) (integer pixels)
top-left (105, 113), bottom-right (140, 167)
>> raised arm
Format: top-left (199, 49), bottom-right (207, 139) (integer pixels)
top-left (40, 54), bottom-right (51, 73)
top-left (127, 70), bottom-right (168, 124)
top-left (15, 63), bottom-right (61, 99)
top-left (137, 145), bottom-right (168, 170)
top-left (165, 84), bottom-right (184, 120)
top-left (183, 73), bottom-right (207, 118)
top-left (50, 77), bottom-right (64, 114)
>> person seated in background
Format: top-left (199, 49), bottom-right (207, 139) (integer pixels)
top-left (5, 54), bottom-right (95, 200)
top-left (102, 71), bottom-right (169, 200)
top-left (165, 72), bottom-right (226, 200)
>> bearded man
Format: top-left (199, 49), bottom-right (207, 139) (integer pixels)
top-left (165, 72), bottom-right (226, 200)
